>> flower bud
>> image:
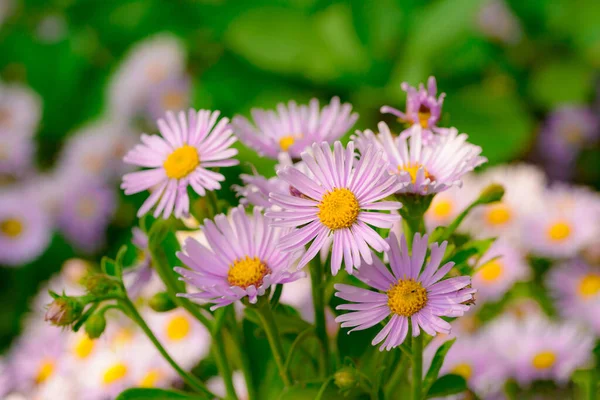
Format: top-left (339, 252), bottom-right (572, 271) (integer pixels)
top-left (85, 313), bottom-right (107, 339)
top-left (45, 297), bottom-right (84, 327)
top-left (477, 183), bottom-right (505, 205)
top-left (149, 292), bottom-right (177, 312)
top-left (334, 367), bottom-right (358, 391)
top-left (83, 273), bottom-right (121, 297)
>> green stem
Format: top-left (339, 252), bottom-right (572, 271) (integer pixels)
top-left (412, 334), bottom-right (423, 400)
top-left (213, 330), bottom-right (239, 400)
top-left (228, 313), bottom-right (257, 400)
top-left (119, 298), bottom-right (215, 397)
top-left (256, 302), bottom-right (292, 386)
top-left (283, 327), bottom-right (316, 380)
top-left (309, 257), bottom-right (331, 377)
top-left (385, 351), bottom-right (410, 399)
top-left (589, 359), bottom-right (598, 400)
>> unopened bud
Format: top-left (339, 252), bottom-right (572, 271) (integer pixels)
top-left (45, 297), bottom-right (84, 327)
top-left (334, 367), bottom-right (358, 391)
top-left (85, 313), bottom-right (107, 339)
top-left (477, 184), bottom-right (505, 205)
top-left (149, 292), bottom-right (177, 312)
top-left (83, 274), bottom-right (121, 297)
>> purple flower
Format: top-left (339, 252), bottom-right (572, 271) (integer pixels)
top-left (547, 260), bottom-right (600, 335)
top-left (334, 233), bottom-right (475, 351)
top-left (123, 228), bottom-right (155, 298)
top-left (232, 97), bottom-right (358, 160)
top-left (267, 141), bottom-right (403, 275)
top-left (122, 109), bottom-right (239, 219)
top-left (58, 179), bottom-right (116, 253)
top-left (0, 133), bottom-right (34, 178)
top-left (537, 106), bottom-right (599, 180)
top-left (145, 75), bottom-right (191, 122)
top-left (476, 0), bottom-right (522, 44)
top-left (354, 123), bottom-right (486, 195)
top-left (380, 76), bottom-right (445, 142)
top-left (0, 191), bottom-right (52, 266)
top-left (175, 206), bottom-right (304, 309)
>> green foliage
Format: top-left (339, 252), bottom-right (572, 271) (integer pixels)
top-left (423, 338), bottom-right (456, 394)
top-left (425, 374), bottom-right (468, 398)
top-left (116, 388), bottom-right (210, 400)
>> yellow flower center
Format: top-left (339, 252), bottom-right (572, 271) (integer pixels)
top-left (546, 221), bottom-right (571, 242)
top-left (431, 199), bottom-right (453, 218)
top-left (163, 145), bottom-right (200, 179)
top-left (387, 279), bottom-right (428, 317)
top-left (578, 274), bottom-right (600, 299)
top-left (485, 203), bottom-right (511, 226)
top-left (1, 218), bottom-right (23, 238)
top-left (35, 359), bottom-right (55, 384)
top-left (112, 328), bottom-right (134, 349)
top-left (532, 351), bottom-right (556, 370)
top-left (162, 90), bottom-right (186, 110)
top-left (398, 163), bottom-right (434, 184)
top-left (279, 135), bottom-right (296, 152)
top-left (477, 260), bottom-right (504, 283)
top-left (139, 369), bottom-right (163, 388)
top-left (73, 334), bottom-right (96, 359)
top-left (102, 362), bottom-right (128, 385)
top-left (227, 256), bottom-right (270, 289)
top-left (417, 105), bottom-right (431, 128)
top-left (166, 315), bottom-right (191, 341)
top-left (451, 363), bottom-right (472, 380)
top-left (318, 188), bottom-right (360, 230)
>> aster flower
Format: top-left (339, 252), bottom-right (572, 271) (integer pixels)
top-left (144, 308), bottom-right (211, 370)
top-left (267, 141), bottom-right (403, 274)
top-left (58, 179), bottom-right (116, 253)
top-left (476, 0), bottom-right (522, 44)
top-left (0, 82), bottom-right (42, 137)
top-left (107, 33), bottom-right (186, 120)
top-left (523, 184), bottom-right (599, 258)
top-left (472, 240), bottom-right (529, 303)
top-left (0, 192), bottom-right (52, 266)
top-left (463, 164), bottom-right (546, 241)
top-left (175, 206), bottom-right (304, 308)
top-left (487, 315), bottom-right (594, 386)
top-left (0, 134), bottom-right (34, 178)
top-left (537, 106), bottom-right (599, 180)
top-left (380, 76), bottom-right (445, 142)
top-left (334, 233), bottom-right (475, 351)
top-left (424, 184), bottom-right (475, 232)
top-left (123, 228), bottom-right (155, 298)
top-left (354, 122), bottom-right (486, 196)
top-left (547, 260), bottom-right (600, 335)
top-left (122, 109), bottom-right (239, 219)
top-left (146, 75), bottom-right (191, 122)
top-left (56, 118), bottom-right (137, 182)
top-left (232, 97), bottom-right (358, 160)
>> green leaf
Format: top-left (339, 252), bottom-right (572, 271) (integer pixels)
top-left (116, 388), bottom-right (208, 400)
top-left (101, 257), bottom-right (117, 277)
top-left (423, 338), bottom-right (456, 394)
top-left (447, 238), bottom-right (496, 275)
top-left (425, 374), bottom-right (467, 398)
top-left (114, 245), bottom-right (128, 280)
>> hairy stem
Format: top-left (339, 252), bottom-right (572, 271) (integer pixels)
top-left (412, 334), bottom-right (423, 400)
top-left (309, 257), bottom-right (331, 376)
top-left (256, 302), bottom-right (292, 386)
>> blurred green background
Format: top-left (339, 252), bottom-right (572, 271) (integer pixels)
top-left (0, 0), bottom-right (599, 350)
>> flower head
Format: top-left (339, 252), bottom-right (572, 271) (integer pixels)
top-left (267, 141), bottom-right (403, 274)
top-left (0, 81), bottom-right (41, 137)
top-left (523, 184), bottom-right (599, 258)
top-left (58, 179), bottom-right (116, 253)
top-left (354, 122), bottom-right (486, 195)
top-left (146, 75), bottom-right (191, 122)
top-left (121, 109), bottom-right (239, 219)
top-left (547, 260), bottom-right (600, 335)
top-left (175, 206), bottom-right (304, 308)
top-left (334, 233), bottom-right (475, 351)
top-left (0, 193), bottom-right (51, 266)
top-left (380, 76), bottom-right (445, 142)
top-left (232, 97), bottom-right (358, 160)
top-left (472, 240), bottom-right (529, 303)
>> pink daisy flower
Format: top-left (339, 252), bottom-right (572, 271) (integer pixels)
top-left (267, 141), bottom-right (403, 275)
top-left (334, 233), bottom-right (475, 351)
top-left (121, 109), bottom-right (239, 219)
top-left (232, 97), bottom-right (358, 160)
top-left (354, 122), bottom-right (486, 195)
top-left (175, 206), bottom-right (304, 309)
top-left (380, 76), bottom-right (445, 143)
